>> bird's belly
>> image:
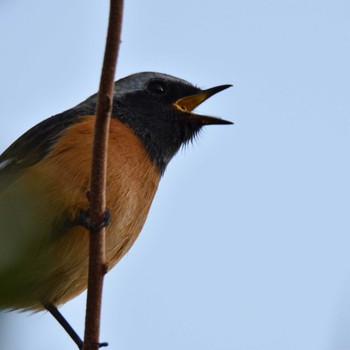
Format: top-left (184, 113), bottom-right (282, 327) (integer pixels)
top-left (0, 176), bottom-right (158, 311)
top-left (41, 189), bottom-right (156, 309)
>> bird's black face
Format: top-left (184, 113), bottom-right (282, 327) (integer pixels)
top-left (112, 72), bottom-right (232, 174)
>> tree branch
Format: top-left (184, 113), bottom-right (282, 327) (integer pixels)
top-left (83, 1), bottom-right (124, 349)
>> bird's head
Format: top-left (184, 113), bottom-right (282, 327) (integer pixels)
top-left (111, 72), bottom-right (232, 174)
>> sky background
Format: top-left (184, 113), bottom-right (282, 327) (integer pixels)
top-left (0, 0), bottom-right (350, 349)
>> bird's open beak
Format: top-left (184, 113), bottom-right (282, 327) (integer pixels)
top-left (173, 84), bottom-right (233, 125)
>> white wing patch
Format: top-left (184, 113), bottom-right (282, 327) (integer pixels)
top-left (0, 158), bottom-right (13, 170)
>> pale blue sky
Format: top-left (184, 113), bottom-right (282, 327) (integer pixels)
top-left (1, 1), bottom-right (350, 349)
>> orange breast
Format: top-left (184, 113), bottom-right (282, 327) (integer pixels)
top-left (0, 116), bottom-right (161, 310)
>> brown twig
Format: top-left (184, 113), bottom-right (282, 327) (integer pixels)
top-left (83, 1), bottom-right (124, 350)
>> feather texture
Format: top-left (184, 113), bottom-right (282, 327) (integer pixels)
top-left (0, 116), bottom-right (160, 310)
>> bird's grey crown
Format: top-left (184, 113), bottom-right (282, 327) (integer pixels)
top-left (114, 72), bottom-right (193, 95)
top-left (77, 72), bottom-right (194, 110)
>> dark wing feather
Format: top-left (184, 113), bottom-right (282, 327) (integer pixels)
top-left (0, 92), bottom-right (99, 173)
top-left (0, 97), bottom-right (97, 188)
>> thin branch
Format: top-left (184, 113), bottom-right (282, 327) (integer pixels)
top-left (83, 1), bottom-right (124, 350)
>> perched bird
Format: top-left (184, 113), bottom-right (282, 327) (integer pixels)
top-left (0, 72), bottom-right (232, 347)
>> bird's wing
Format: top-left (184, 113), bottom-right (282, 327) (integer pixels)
top-left (1, 112), bottom-right (83, 174)
top-left (0, 111), bottom-right (85, 189)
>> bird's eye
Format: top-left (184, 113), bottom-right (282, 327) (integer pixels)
top-left (147, 80), bottom-right (167, 95)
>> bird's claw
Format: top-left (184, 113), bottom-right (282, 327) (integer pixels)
top-left (75, 208), bottom-right (111, 231)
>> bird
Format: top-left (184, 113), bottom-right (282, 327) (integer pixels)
top-left (0, 72), bottom-right (232, 348)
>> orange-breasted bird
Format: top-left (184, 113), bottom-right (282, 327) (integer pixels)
top-left (0, 72), bottom-right (232, 348)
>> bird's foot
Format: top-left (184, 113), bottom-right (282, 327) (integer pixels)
top-left (75, 208), bottom-right (111, 231)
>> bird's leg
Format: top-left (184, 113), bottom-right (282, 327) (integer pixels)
top-left (45, 304), bottom-right (108, 349)
top-left (45, 303), bottom-right (84, 349)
